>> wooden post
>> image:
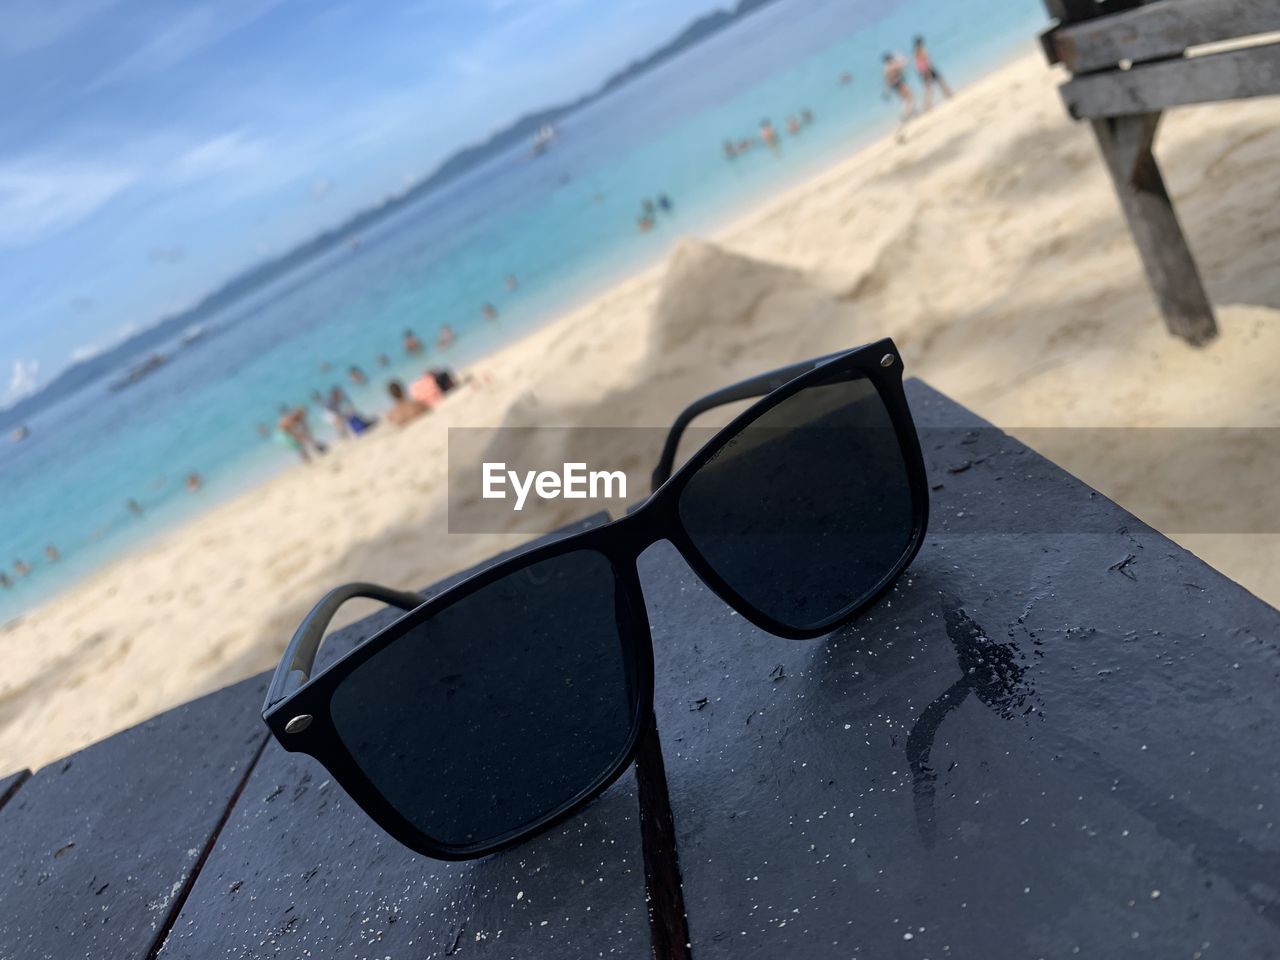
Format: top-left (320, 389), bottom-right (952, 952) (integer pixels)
top-left (1090, 113), bottom-right (1218, 344)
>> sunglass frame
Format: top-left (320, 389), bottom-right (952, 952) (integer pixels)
top-left (262, 337), bottom-right (929, 860)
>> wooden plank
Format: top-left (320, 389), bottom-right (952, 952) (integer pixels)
top-left (0, 769), bottom-right (30, 812)
top-left (0, 673), bottom-right (269, 960)
top-left (1091, 112), bottom-right (1217, 343)
top-left (1062, 41), bottom-right (1280, 116)
top-left (1053, 0), bottom-right (1280, 73)
top-left (1043, 0), bottom-right (1147, 30)
top-left (644, 380), bottom-right (1280, 958)
top-left (154, 514), bottom-right (654, 960)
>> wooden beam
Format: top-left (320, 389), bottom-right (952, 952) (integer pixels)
top-left (1091, 113), bottom-right (1217, 343)
top-left (1062, 41), bottom-right (1280, 116)
top-left (1054, 0), bottom-right (1280, 72)
top-left (1045, 0), bottom-right (1143, 24)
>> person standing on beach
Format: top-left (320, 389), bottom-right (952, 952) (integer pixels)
top-left (312, 389), bottom-right (350, 439)
top-left (882, 52), bottom-right (916, 123)
top-left (913, 36), bottom-right (952, 110)
top-left (278, 404), bottom-right (327, 462)
top-left (330, 386), bottom-right (375, 435)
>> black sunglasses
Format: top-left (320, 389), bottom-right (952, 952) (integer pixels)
top-left (262, 339), bottom-right (929, 860)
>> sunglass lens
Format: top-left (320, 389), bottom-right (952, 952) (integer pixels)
top-left (328, 549), bottom-right (638, 850)
top-left (677, 367), bottom-right (917, 631)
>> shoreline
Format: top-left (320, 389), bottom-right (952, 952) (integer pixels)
top-left (4, 46), bottom-right (1278, 772)
top-left (0, 41), bottom-right (1039, 632)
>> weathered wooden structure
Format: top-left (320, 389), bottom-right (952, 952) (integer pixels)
top-left (1041, 0), bottom-right (1280, 344)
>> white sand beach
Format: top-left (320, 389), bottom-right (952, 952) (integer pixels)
top-left (3, 47), bottom-right (1277, 773)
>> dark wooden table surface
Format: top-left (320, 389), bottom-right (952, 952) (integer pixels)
top-left (1, 381), bottom-right (1276, 959)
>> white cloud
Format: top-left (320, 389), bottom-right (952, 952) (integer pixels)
top-left (0, 0), bottom-right (117, 56)
top-left (172, 130), bottom-right (266, 182)
top-left (69, 343), bottom-right (103, 363)
top-left (89, 0), bottom-right (287, 89)
top-left (6, 359), bottom-right (40, 402)
top-left (0, 161), bottom-right (138, 246)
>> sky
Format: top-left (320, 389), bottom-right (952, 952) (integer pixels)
top-left (0, 0), bottom-right (728, 404)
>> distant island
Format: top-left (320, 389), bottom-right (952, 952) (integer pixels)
top-left (0, 0), bottom-right (782, 430)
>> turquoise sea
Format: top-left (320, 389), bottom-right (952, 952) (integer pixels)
top-left (0, 0), bottom-right (1046, 623)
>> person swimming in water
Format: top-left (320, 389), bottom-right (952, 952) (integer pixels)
top-left (45, 544), bottom-right (60, 563)
top-left (913, 35), bottom-right (952, 110)
top-left (403, 329), bottom-right (424, 355)
top-left (481, 303), bottom-right (499, 321)
top-left (759, 118), bottom-right (779, 150)
top-left (438, 325), bottom-right (456, 349)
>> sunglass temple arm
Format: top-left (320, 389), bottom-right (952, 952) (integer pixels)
top-left (263, 582), bottom-right (425, 713)
top-left (649, 349), bottom-right (848, 491)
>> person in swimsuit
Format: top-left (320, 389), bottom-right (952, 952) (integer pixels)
top-left (329, 386), bottom-right (375, 435)
top-left (882, 52), bottom-right (916, 123)
top-left (759, 118), bottom-right (779, 150)
top-left (313, 388), bottom-right (350, 439)
top-left (385, 380), bottom-right (428, 427)
top-left (278, 403), bottom-right (327, 462)
top-left (913, 36), bottom-right (952, 110)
